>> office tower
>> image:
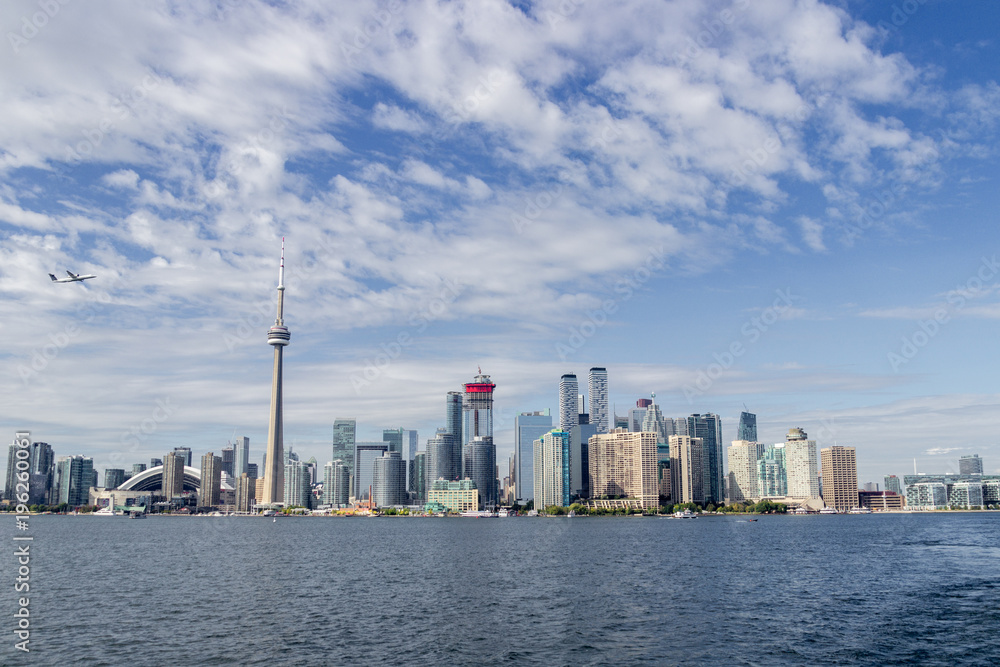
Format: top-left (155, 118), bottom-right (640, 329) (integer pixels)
top-left (29, 441), bottom-right (55, 505)
top-left (737, 411), bottom-right (757, 442)
top-left (150, 457), bottom-right (162, 468)
top-left (515, 410), bottom-right (553, 502)
top-left (641, 395), bottom-right (667, 442)
top-left (172, 447), bottom-right (193, 467)
top-left (820, 446), bottom-right (858, 511)
top-left (589, 429), bottom-right (658, 509)
top-left (628, 401), bottom-right (648, 433)
top-left (283, 459), bottom-right (311, 507)
top-left (757, 445), bottom-right (787, 497)
top-left (588, 368), bottom-right (609, 434)
top-left (404, 429), bottom-right (418, 460)
top-left (305, 456), bottom-right (318, 486)
top-left (354, 442), bottom-right (389, 501)
top-left (614, 415), bottom-right (629, 430)
top-left (262, 238), bottom-right (291, 506)
top-left (199, 452), bottom-right (222, 507)
top-left (332, 418), bottom-right (356, 481)
top-left (413, 452), bottom-right (427, 503)
top-left (162, 452), bottom-right (185, 499)
top-left (688, 414), bottom-right (724, 505)
top-left (959, 454), bottom-right (984, 475)
top-left (464, 436), bottom-right (497, 509)
top-left (132, 463), bottom-right (147, 477)
top-left (534, 430), bottom-right (570, 508)
top-left (247, 463), bottom-right (259, 480)
top-left (104, 469), bottom-right (126, 490)
top-left (570, 422), bottom-right (596, 498)
top-left (233, 436), bottom-right (250, 478)
top-left (221, 447), bottom-right (234, 476)
top-left (235, 473), bottom-right (256, 512)
top-left (323, 460), bottom-right (350, 507)
top-left (56, 455), bottom-right (95, 507)
top-left (463, 371), bottom-right (496, 508)
top-left (372, 451), bottom-right (406, 508)
top-left (559, 374), bottom-right (579, 433)
top-left (784, 428), bottom-right (820, 499)
top-left (383, 428), bottom-right (404, 455)
top-left (727, 440), bottom-right (759, 503)
top-left (669, 435), bottom-right (704, 504)
top-left (884, 475), bottom-right (902, 495)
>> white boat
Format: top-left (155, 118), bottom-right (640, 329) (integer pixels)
top-left (673, 509), bottom-right (697, 519)
top-left (497, 508), bottom-right (511, 517)
top-left (819, 507), bottom-right (839, 514)
top-left (847, 506), bottom-right (872, 514)
top-left (459, 510), bottom-right (494, 518)
top-left (92, 505), bottom-right (118, 517)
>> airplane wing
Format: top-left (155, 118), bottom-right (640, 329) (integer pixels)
top-left (66, 271), bottom-right (79, 279)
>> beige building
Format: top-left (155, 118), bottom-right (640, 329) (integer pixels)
top-left (820, 446), bottom-right (858, 511)
top-left (727, 440), bottom-right (760, 503)
top-left (162, 452), bottom-right (185, 499)
top-left (588, 429), bottom-right (659, 509)
top-left (670, 435), bottom-right (704, 504)
top-left (784, 429), bottom-right (820, 500)
top-left (199, 452), bottom-right (222, 508)
top-left (236, 473), bottom-right (256, 512)
top-left (428, 479), bottom-right (479, 512)
top-left (255, 477), bottom-right (266, 503)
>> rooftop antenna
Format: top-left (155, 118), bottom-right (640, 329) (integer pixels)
top-left (913, 458), bottom-right (917, 475)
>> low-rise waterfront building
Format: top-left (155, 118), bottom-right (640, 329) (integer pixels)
top-left (427, 479), bottom-right (479, 513)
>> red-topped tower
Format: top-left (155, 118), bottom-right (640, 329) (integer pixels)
top-left (462, 368), bottom-right (497, 509)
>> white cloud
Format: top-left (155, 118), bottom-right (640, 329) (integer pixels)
top-left (102, 169), bottom-right (140, 189)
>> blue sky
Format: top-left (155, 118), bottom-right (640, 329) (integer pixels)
top-left (2, 0), bottom-right (1000, 487)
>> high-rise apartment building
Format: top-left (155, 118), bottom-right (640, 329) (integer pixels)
top-left (515, 410), bottom-right (552, 502)
top-left (534, 430), bottom-right (570, 508)
top-left (588, 367), bottom-right (609, 434)
top-left (446, 391), bottom-right (463, 476)
top-left (30, 440), bottom-right (55, 505)
top-left (588, 429), bottom-right (658, 509)
top-left (737, 411), bottom-right (757, 442)
top-left (559, 375), bottom-right (579, 433)
top-left (199, 452), bottom-right (222, 507)
top-left (283, 459), bottom-right (311, 507)
top-left (247, 463), bottom-right (258, 480)
top-left (372, 451), bottom-right (406, 508)
top-left (820, 446), bottom-right (858, 511)
top-left (727, 440), bottom-right (760, 503)
top-left (332, 418), bottom-right (356, 481)
top-left (162, 452), bottom-right (185, 500)
top-left (784, 428), bottom-right (819, 499)
top-left (669, 435), bottom-right (704, 504)
top-left (412, 452), bottom-right (427, 503)
top-left (462, 372), bottom-right (496, 508)
top-left (104, 468), bottom-right (126, 490)
top-left (220, 447), bottom-right (234, 477)
top-left (323, 460), bottom-right (350, 507)
top-left (757, 444), bottom-right (787, 497)
top-left (688, 414), bottom-right (724, 505)
top-left (235, 473), bottom-right (256, 512)
top-left (464, 436), bottom-right (497, 509)
top-left (233, 437), bottom-right (250, 479)
top-left (959, 454), bottom-right (984, 475)
top-left (426, 429), bottom-right (456, 486)
top-left (354, 442), bottom-right (389, 501)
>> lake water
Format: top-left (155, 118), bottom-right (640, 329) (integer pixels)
top-left (5, 512), bottom-right (999, 665)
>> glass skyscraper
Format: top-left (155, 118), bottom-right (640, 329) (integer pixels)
top-left (688, 413), bottom-right (724, 505)
top-left (233, 436), bottom-right (250, 479)
top-left (533, 429), bottom-right (570, 508)
top-left (463, 372), bottom-right (497, 508)
top-left (332, 418), bottom-right (356, 480)
top-left (588, 367), bottom-right (609, 434)
top-left (372, 451), bottom-right (407, 507)
top-left (354, 442), bottom-right (388, 501)
top-left (559, 374), bottom-right (579, 433)
top-left (56, 455), bottom-right (95, 507)
top-left (323, 460), bottom-right (350, 507)
top-left (515, 410), bottom-right (552, 502)
top-left (737, 411), bottom-right (757, 442)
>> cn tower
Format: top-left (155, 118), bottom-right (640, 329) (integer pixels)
top-left (261, 238), bottom-right (290, 505)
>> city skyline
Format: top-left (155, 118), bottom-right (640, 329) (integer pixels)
top-left (3, 1), bottom-right (1000, 486)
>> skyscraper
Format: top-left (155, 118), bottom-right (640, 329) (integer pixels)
top-left (784, 428), bottom-right (819, 499)
top-left (463, 371), bottom-right (497, 508)
top-left (235, 473), bottom-right (256, 512)
top-left (534, 429), bottom-right (570, 508)
top-left (959, 454), bottom-right (984, 475)
top-left (884, 474), bottom-right (902, 495)
top-left (29, 440), bottom-right (54, 505)
top-left (220, 446), bottom-right (234, 477)
top-left (283, 459), bottom-right (311, 507)
top-left (688, 414), bottom-right (724, 505)
top-left (426, 429), bottom-right (456, 486)
top-left (199, 452), bottom-right (222, 508)
top-left (820, 446), bottom-right (858, 511)
top-left (559, 374), bottom-right (579, 433)
top-left (727, 440), bottom-right (760, 503)
top-left (372, 451), bottom-right (406, 508)
top-left (515, 410), bottom-right (552, 502)
top-left (589, 429), bottom-right (658, 508)
top-left (382, 428), bottom-right (404, 455)
top-left (233, 436), bottom-right (250, 479)
top-left (446, 392), bottom-right (463, 477)
top-left (332, 418), bottom-right (356, 483)
top-left (173, 447), bottom-right (193, 467)
top-left (737, 411), bottom-right (757, 442)
top-left (641, 395), bottom-right (667, 442)
top-left (413, 452), bottom-right (427, 503)
top-left (104, 468), bottom-right (126, 490)
top-left (323, 460), bottom-right (350, 507)
top-left (162, 452), bottom-right (185, 500)
top-left (588, 367), bottom-right (609, 434)
top-left (757, 444), bottom-right (787, 497)
top-left (56, 455), bottom-right (95, 507)
top-left (354, 442), bottom-right (389, 501)
top-left (262, 238), bottom-right (291, 506)
top-left (669, 435), bottom-right (704, 504)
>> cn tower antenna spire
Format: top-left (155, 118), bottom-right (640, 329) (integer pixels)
top-left (279, 236), bottom-right (285, 290)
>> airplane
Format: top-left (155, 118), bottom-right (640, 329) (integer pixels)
top-left (49, 270), bottom-right (96, 283)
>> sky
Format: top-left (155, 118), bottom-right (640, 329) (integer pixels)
top-left (3, 0), bottom-right (1000, 488)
